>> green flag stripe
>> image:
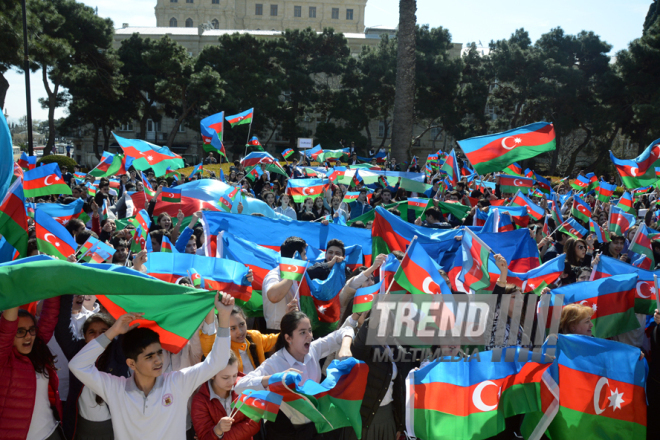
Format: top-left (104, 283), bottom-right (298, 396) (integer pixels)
top-left (471, 140), bottom-right (556, 175)
top-left (591, 310), bottom-right (640, 339)
top-left (547, 407), bottom-right (645, 439)
top-left (0, 211), bottom-right (28, 256)
top-left (24, 184), bottom-right (72, 198)
top-left (35, 239), bottom-right (68, 260)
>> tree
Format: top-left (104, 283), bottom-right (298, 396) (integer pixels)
top-left (390, 0), bottom-right (417, 163)
top-left (143, 36), bottom-right (224, 148)
top-left (118, 34), bottom-right (161, 140)
top-left (0, 0), bottom-right (29, 109)
top-left (455, 43), bottom-right (491, 139)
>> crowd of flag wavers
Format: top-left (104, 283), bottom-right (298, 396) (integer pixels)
top-left (2, 118), bottom-right (660, 440)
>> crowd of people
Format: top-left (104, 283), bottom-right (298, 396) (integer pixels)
top-left (1, 149), bottom-right (659, 440)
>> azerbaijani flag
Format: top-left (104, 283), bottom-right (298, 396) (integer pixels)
top-left (617, 192), bottom-right (635, 215)
top-left (32, 199), bottom-right (85, 227)
top-left (0, 180), bottom-right (28, 257)
top-left (318, 148), bottom-right (350, 163)
top-left (610, 137), bottom-right (660, 188)
top-left (457, 122), bottom-right (556, 175)
top-left (570, 175), bottom-right (591, 191)
top-left (459, 228), bottom-right (492, 291)
top-left (342, 191), bottom-right (360, 205)
top-left (506, 254), bottom-right (565, 293)
top-left (394, 240), bottom-right (452, 295)
top-left (407, 197), bottom-right (430, 219)
top-left (408, 348), bottom-right (552, 440)
top-left (188, 268), bottom-right (204, 289)
top-left (550, 193), bottom-right (564, 226)
top-left (113, 133), bottom-right (184, 177)
top-left (608, 206), bottom-right (636, 237)
top-left (558, 217), bottom-right (588, 240)
top-left (596, 181), bottom-right (617, 203)
top-left (218, 186), bottom-right (239, 212)
top-left (286, 178), bottom-right (328, 203)
top-left (23, 163), bottom-right (72, 198)
top-left (161, 188), bottom-right (181, 203)
top-left (221, 231), bottom-right (279, 291)
top-left (533, 172), bottom-right (553, 194)
top-left (188, 162), bottom-right (204, 179)
top-left (305, 145), bottom-right (323, 161)
top-left (77, 237), bottom-right (116, 263)
top-left (241, 152), bottom-right (279, 168)
top-left (128, 209), bottom-right (151, 253)
top-left (200, 112), bottom-right (227, 157)
top-left (267, 358), bottom-right (368, 437)
top-left (141, 172), bottom-right (156, 198)
top-left (571, 196), bottom-right (592, 223)
top-left (510, 190), bottom-right (544, 221)
top-left (282, 148), bottom-right (294, 159)
top-left (245, 165), bottom-right (263, 182)
top-left (232, 390), bottom-right (283, 422)
top-left (328, 167), bottom-right (347, 182)
top-left (629, 223), bottom-right (655, 268)
top-left (85, 182), bottom-right (97, 197)
top-left (503, 162), bottom-right (523, 177)
top-left (498, 175), bottom-right (534, 195)
top-left (18, 152), bottom-right (37, 171)
top-left (589, 219), bottom-right (610, 243)
top-left (88, 153), bottom-right (115, 178)
top-left (549, 273), bottom-right (640, 338)
top-left (436, 201), bottom-right (471, 221)
top-left (160, 235), bottom-right (176, 253)
top-left (34, 209), bottom-right (77, 260)
top-left (279, 257), bottom-right (307, 281)
top-left (226, 108), bottom-right (254, 127)
top-left (440, 149), bottom-right (460, 186)
top-left (352, 280), bottom-right (381, 313)
top-left (246, 136), bottom-right (264, 151)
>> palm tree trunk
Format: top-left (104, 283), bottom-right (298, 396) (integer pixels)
top-left (390, 0), bottom-right (417, 164)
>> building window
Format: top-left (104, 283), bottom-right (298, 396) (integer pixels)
top-left (309, 6), bottom-right (316, 18)
top-left (170, 0), bottom-right (177, 2)
top-left (294, 6), bottom-right (301, 17)
top-left (331, 8), bottom-right (339, 19)
top-left (186, 0), bottom-right (193, 3)
top-left (212, 0), bottom-right (219, 3)
top-left (178, 124), bottom-right (186, 133)
top-left (430, 127), bottom-right (442, 140)
top-left (346, 9), bottom-right (353, 20)
top-left (185, 18), bottom-right (193, 27)
top-left (255, 4), bottom-right (262, 15)
top-left (270, 4), bottom-right (278, 16)
top-left (211, 18), bottom-right (219, 28)
top-left (169, 17), bottom-right (177, 27)
top-left (378, 121), bottom-right (390, 138)
top-left (147, 120), bottom-right (161, 132)
top-left (120, 123), bottom-right (134, 132)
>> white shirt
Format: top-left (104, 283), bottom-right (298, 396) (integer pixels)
top-left (47, 337), bottom-right (70, 401)
top-left (275, 206), bottom-right (297, 220)
top-left (71, 309), bottom-right (95, 339)
top-left (78, 386), bottom-right (111, 422)
top-left (207, 381), bottom-right (233, 415)
top-left (26, 373), bottom-right (58, 440)
top-left (68, 328), bottom-right (231, 440)
top-left (235, 320), bottom-right (356, 425)
top-left (239, 350), bottom-right (255, 374)
top-left (262, 267), bottom-right (297, 330)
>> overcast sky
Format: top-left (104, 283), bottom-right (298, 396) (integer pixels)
top-left (3, 0), bottom-right (651, 125)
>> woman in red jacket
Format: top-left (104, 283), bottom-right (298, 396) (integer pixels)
top-left (192, 351), bottom-right (261, 440)
top-left (0, 298), bottom-right (63, 440)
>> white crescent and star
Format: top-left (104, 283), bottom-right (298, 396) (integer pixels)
top-left (631, 168), bottom-right (637, 177)
top-left (422, 277), bottom-right (437, 294)
top-left (472, 381), bottom-right (500, 412)
top-left (364, 294), bottom-right (374, 302)
top-left (44, 233), bottom-right (60, 247)
top-left (286, 265), bottom-right (296, 272)
top-left (302, 187), bottom-right (316, 195)
top-left (593, 377), bottom-right (609, 415)
top-left (514, 179), bottom-right (524, 186)
top-left (44, 175), bottom-right (53, 185)
top-left (636, 281), bottom-right (654, 299)
top-left (501, 136), bottom-right (522, 150)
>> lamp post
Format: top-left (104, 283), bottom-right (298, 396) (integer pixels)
top-left (21, 0), bottom-right (33, 155)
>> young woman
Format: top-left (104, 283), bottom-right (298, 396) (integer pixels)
top-left (192, 351), bottom-right (261, 440)
top-left (559, 304), bottom-right (594, 336)
top-left (275, 195), bottom-right (297, 220)
top-left (235, 311), bottom-right (356, 440)
top-left (154, 212), bottom-right (184, 242)
top-left (311, 196), bottom-right (328, 219)
top-left (0, 297), bottom-right (63, 440)
top-left (564, 238), bottom-right (592, 269)
top-left (54, 294), bottom-right (127, 440)
top-left (229, 307), bottom-right (278, 373)
top-left (298, 197), bottom-right (315, 220)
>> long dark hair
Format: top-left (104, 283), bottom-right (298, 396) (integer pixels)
top-left (17, 310), bottom-right (56, 376)
top-left (231, 306), bottom-right (262, 368)
top-left (275, 311), bottom-right (309, 351)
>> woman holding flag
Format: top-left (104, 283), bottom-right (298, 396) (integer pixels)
top-left (235, 311), bottom-right (357, 440)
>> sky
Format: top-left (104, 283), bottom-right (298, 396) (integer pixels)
top-left (3, 0), bottom-right (652, 125)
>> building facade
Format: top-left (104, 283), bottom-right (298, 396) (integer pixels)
top-left (155, 0), bottom-right (367, 34)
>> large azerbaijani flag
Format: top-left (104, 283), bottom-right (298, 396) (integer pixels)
top-left (608, 206), bottom-right (636, 237)
top-left (267, 358), bottom-right (369, 437)
top-left (89, 152), bottom-right (135, 178)
top-left (457, 122), bottom-right (556, 175)
top-left (23, 163), bottom-right (72, 198)
top-left (406, 348), bottom-right (552, 440)
top-left (459, 228), bottom-right (492, 292)
top-left (226, 108), bottom-right (254, 127)
top-left (499, 175), bottom-right (534, 195)
top-left (33, 209), bottom-right (77, 260)
top-left (200, 112), bottom-right (227, 158)
top-left (0, 180), bottom-right (28, 257)
top-left (522, 335), bottom-right (647, 440)
top-left (610, 137), bottom-right (660, 188)
top-left (113, 133), bottom-right (185, 177)
top-left (548, 273), bottom-right (640, 338)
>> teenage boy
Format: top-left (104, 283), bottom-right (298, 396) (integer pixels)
top-left (69, 292), bottom-right (234, 440)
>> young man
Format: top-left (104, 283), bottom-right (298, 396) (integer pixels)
top-left (348, 188), bottom-right (372, 220)
top-left (68, 292), bottom-right (235, 440)
top-left (307, 239), bottom-right (345, 281)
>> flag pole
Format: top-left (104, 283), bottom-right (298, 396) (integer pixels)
top-left (292, 260), bottom-right (310, 304)
top-left (244, 117), bottom-right (254, 158)
top-left (384, 235), bottom-right (418, 295)
top-left (76, 242), bottom-right (99, 263)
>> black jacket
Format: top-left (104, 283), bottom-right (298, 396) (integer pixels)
top-left (350, 319), bottom-right (419, 434)
top-left (55, 295), bottom-right (129, 440)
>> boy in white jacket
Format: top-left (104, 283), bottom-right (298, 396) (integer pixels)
top-left (69, 292), bottom-right (234, 440)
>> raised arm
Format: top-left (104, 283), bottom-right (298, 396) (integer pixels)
top-left (55, 295), bottom-right (86, 360)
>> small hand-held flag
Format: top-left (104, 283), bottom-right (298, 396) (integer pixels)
top-left (231, 390), bottom-right (283, 422)
top-left (226, 108), bottom-right (254, 127)
top-left (187, 268), bottom-right (205, 289)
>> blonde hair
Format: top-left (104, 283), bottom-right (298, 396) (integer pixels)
top-left (559, 304), bottom-right (594, 334)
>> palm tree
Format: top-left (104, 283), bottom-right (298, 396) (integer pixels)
top-left (390, 0), bottom-right (417, 164)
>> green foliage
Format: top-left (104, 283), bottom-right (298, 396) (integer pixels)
top-left (37, 154), bottom-right (77, 169)
top-left (314, 122), bottom-right (367, 152)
